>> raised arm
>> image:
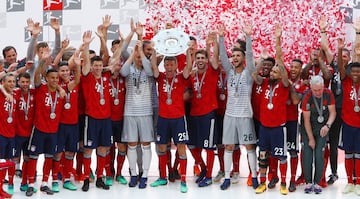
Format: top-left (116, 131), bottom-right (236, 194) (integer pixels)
top-left (81, 31), bottom-right (94, 76)
top-left (252, 61), bottom-right (264, 85)
top-left (67, 50), bottom-right (81, 91)
top-left (96, 24), bottom-right (110, 66)
top-left (318, 50), bottom-right (332, 80)
top-left (25, 18), bottom-right (40, 62)
top-left (50, 18), bottom-right (61, 60)
top-left (34, 48), bottom-right (51, 87)
top-left (337, 38), bottom-right (346, 80)
top-left (353, 17), bottom-right (360, 60)
top-left (217, 24), bottom-right (232, 73)
top-left (183, 48), bottom-right (192, 79)
top-left (244, 22), bottom-right (255, 73)
top-left (319, 15), bottom-right (334, 64)
top-left (275, 24), bottom-right (285, 68)
top-left (206, 32), bottom-right (218, 70)
top-left (53, 38), bottom-right (70, 69)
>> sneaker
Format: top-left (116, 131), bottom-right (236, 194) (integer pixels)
top-left (342, 183), bottom-right (355, 194)
top-left (255, 183), bottom-right (266, 194)
top-left (267, 177), bottom-right (279, 189)
top-left (25, 187), bottom-right (35, 197)
top-left (220, 179), bottom-right (231, 190)
top-left (355, 184), bottom-right (360, 196)
top-left (82, 178), bottom-right (90, 192)
top-left (180, 181), bottom-right (188, 193)
top-left (168, 171), bottom-right (176, 182)
top-left (327, 174), bottom-right (338, 185)
top-left (280, 183), bottom-right (288, 195)
top-left (40, 185), bottom-right (54, 195)
top-left (138, 177), bottom-right (147, 189)
top-left (115, 175), bottom-right (128, 185)
top-left (173, 170), bottom-right (181, 180)
top-left (288, 181), bottom-right (296, 192)
top-left (150, 178), bottom-right (168, 187)
top-left (214, 171), bottom-right (225, 182)
top-left (105, 176), bottom-right (113, 186)
top-left (193, 164), bottom-right (200, 176)
top-left (96, 178), bottom-right (110, 190)
top-left (247, 173), bottom-right (252, 187)
top-left (20, 184), bottom-right (28, 192)
top-left (231, 172), bottom-right (240, 184)
top-left (52, 182), bottom-right (60, 193)
top-left (15, 169), bottom-right (22, 177)
top-left (252, 177), bottom-right (259, 189)
top-left (7, 184), bottom-right (14, 195)
top-left (198, 177), bottom-right (212, 187)
top-left (295, 175), bottom-right (305, 185)
top-left (313, 184), bottom-right (322, 194)
top-left (304, 183), bottom-right (313, 194)
top-left (63, 181), bottom-right (77, 191)
top-left (195, 169), bottom-right (207, 183)
top-left (128, 176), bottom-right (138, 187)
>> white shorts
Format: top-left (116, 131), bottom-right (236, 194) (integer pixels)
top-left (222, 115), bottom-right (257, 145)
top-left (122, 115), bottom-right (154, 142)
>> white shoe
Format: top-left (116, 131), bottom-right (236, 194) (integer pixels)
top-left (342, 183), bottom-right (354, 194)
top-left (355, 185), bottom-right (360, 196)
top-left (231, 172), bottom-right (240, 184)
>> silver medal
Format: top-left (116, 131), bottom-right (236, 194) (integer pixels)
top-left (114, 99), bottom-right (119, 105)
top-left (50, 113), bottom-right (56, 119)
top-left (267, 103), bottom-right (273, 110)
top-left (354, 105), bottom-right (360, 113)
top-left (100, 99), bottom-right (105, 105)
top-left (317, 116), bottom-right (324, 123)
top-left (196, 93), bottom-right (202, 99)
top-left (166, 98), bottom-right (172, 105)
top-left (7, 117), bottom-right (13, 123)
top-left (219, 94), bottom-right (226, 101)
top-left (64, 103), bottom-right (71, 109)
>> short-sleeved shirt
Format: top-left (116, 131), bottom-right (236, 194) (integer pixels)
top-left (15, 88), bottom-right (35, 137)
top-left (189, 66), bottom-right (219, 116)
top-left (259, 79), bottom-right (289, 127)
top-left (301, 88), bottom-right (335, 131)
top-left (110, 75), bottom-right (126, 121)
top-left (156, 72), bottom-right (188, 118)
top-left (59, 81), bottom-right (79, 125)
top-left (341, 77), bottom-right (360, 128)
top-left (34, 84), bottom-right (64, 133)
top-left (0, 91), bottom-right (17, 138)
top-left (81, 72), bottom-right (112, 119)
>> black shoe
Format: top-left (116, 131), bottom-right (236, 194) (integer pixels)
top-left (195, 169), bottom-right (207, 183)
top-left (288, 181), bottom-right (296, 192)
top-left (168, 171), bottom-right (176, 182)
top-left (26, 187), bottom-right (34, 197)
top-left (40, 185), bottom-right (54, 195)
top-left (327, 174), bottom-right (338, 185)
top-left (96, 178), bottom-right (110, 190)
top-left (268, 177), bottom-right (279, 189)
top-left (3, 179), bottom-right (8, 184)
top-left (15, 169), bottom-right (22, 177)
top-left (82, 178), bottom-right (90, 192)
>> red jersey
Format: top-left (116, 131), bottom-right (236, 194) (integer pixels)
top-left (216, 71), bottom-right (227, 116)
top-left (303, 64), bottom-right (334, 87)
top-left (110, 75), bottom-right (126, 121)
top-left (252, 83), bottom-right (263, 120)
top-left (59, 82), bottom-right (79, 125)
top-left (286, 79), bottom-right (308, 121)
top-left (34, 84), bottom-right (64, 133)
top-left (15, 88), bottom-right (35, 137)
top-left (341, 77), bottom-right (360, 127)
top-left (81, 72), bottom-right (112, 119)
top-left (259, 79), bottom-right (289, 127)
top-left (0, 91), bottom-right (17, 138)
top-left (189, 66), bottom-right (219, 116)
top-left (157, 72), bottom-right (188, 118)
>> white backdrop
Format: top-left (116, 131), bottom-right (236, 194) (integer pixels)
top-left (0, 0), bottom-right (360, 59)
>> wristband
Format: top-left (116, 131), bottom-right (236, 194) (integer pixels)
top-left (325, 123), bottom-right (331, 129)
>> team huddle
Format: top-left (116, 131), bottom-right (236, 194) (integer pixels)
top-left (0, 14), bottom-right (360, 198)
